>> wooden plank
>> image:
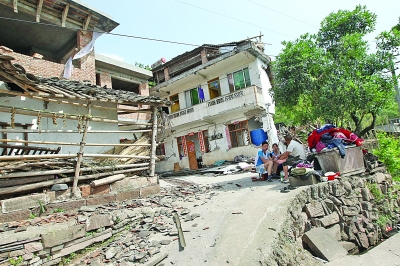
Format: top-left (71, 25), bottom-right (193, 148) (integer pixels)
top-left (0, 175), bottom-right (54, 188)
top-left (149, 106), bottom-right (157, 177)
top-left (61, 3), bottom-right (70, 27)
top-left (13, 0), bottom-right (18, 13)
top-left (83, 14), bottom-right (91, 30)
top-left (36, 0), bottom-right (43, 22)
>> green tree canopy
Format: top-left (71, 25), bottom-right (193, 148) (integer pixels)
top-left (271, 5), bottom-right (395, 136)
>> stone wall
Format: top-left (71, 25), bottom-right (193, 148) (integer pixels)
top-left (264, 171), bottom-right (400, 265)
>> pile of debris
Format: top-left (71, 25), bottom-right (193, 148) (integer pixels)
top-left (0, 180), bottom-right (217, 266)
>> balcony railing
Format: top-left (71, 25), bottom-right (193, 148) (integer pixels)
top-left (168, 85), bottom-right (263, 120)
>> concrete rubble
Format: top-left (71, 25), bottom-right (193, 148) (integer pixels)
top-left (0, 179), bottom-right (218, 265)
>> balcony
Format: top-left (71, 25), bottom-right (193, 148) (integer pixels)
top-left (168, 86), bottom-right (265, 127)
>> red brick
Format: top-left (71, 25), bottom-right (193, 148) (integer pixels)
top-left (91, 184), bottom-right (110, 196)
top-left (115, 190), bottom-right (140, 202)
top-left (86, 195), bottom-right (115, 206)
top-left (140, 185), bottom-right (160, 198)
top-left (0, 209), bottom-right (31, 223)
top-left (80, 185), bottom-right (91, 198)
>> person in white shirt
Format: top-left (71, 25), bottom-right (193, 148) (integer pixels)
top-left (278, 135), bottom-right (306, 183)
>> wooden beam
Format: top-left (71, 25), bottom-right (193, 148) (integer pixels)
top-left (149, 106), bottom-right (158, 177)
top-left (61, 3), bottom-right (70, 27)
top-left (0, 139), bottom-right (151, 147)
top-left (0, 163), bottom-right (149, 179)
top-left (83, 14), bottom-right (91, 30)
top-left (36, 0), bottom-right (43, 22)
top-left (13, 0), bottom-right (18, 13)
top-left (0, 129), bottom-right (152, 134)
top-left (0, 153), bottom-right (151, 161)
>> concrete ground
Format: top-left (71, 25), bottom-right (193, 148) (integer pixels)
top-left (158, 172), bottom-right (299, 266)
top-left (159, 171), bottom-right (400, 266)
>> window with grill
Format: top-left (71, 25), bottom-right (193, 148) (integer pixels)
top-left (228, 120), bottom-right (250, 147)
top-left (227, 68), bottom-right (251, 92)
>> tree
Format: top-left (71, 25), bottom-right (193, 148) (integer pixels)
top-left (376, 20), bottom-right (400, 112)
top-left (271, 5), bottom-right (394, 136)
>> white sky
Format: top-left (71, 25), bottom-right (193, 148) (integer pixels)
top-left (83, 0), bottom-right (399, 66)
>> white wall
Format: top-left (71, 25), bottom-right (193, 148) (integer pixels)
top-left (0, 96), bottom-right (120, 154)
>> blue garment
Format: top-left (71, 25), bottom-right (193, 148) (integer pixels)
top-left (198, 87), bottom-right (205, 101)
top-left (316, 124), bottom-right (336, 134)
top-left (331, 139), bottom-right (346, 158)
top-left (256, 150), bottom-right (268, 166)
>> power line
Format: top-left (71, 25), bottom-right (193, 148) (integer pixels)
top-left (172, 0), bottom-right (294, 38)
top-left (247, 0), bottom-right (318, 29)
top-left (0, 16), bottom-right (200, 47)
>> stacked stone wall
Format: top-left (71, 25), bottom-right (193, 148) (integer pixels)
top-left (265, 171), bottom-right (400, 265)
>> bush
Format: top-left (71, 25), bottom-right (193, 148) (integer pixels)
top-left (373, 132), bottom-right (400, 181)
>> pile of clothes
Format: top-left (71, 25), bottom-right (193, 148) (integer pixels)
top-left (307, 124), bottom-right (363, 158)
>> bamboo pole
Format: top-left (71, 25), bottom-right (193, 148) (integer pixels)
top-left (72, 101), bottom-right (91, 197)
top-left (0, 163), bottom-right (150, 179)
top-left (0, 106), bottom-right (151, 125)
top-left (0, 139), bottom-right (151, 146)
top-left (90, 174), bottom-right (125, 187)
top-left (0, 154), bottom-right (151, 161)
top-left (0, 129), bottom-right (152, 134)
top-left (149, 106), bottom-right (158, 177)
top-left (0, 167), bottom-right (149, 196)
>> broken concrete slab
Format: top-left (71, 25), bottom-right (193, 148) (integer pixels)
top-left (86, 215), bottom-right (113, 231)
top-left (1, 194), bottom-right (47, 213)
top-left (41, 224), bottom-right (86, 248)
top-left (320, 212), bottom-right (340, 227)
top-left (305, 201), bottom-right (325, 218)
top-left (302, 227), bottom-right (348, 262)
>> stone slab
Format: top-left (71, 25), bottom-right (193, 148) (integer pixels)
top-left (0, 209), bottom-right (31, 223)
top-left (320, 212), bottom-right (340, 227)
top-left (289, 175), bottom-right (318, 187)
top-left (45, 199), bottom-right (86, 214)
top-left (302, 227), bottom-right (348, 262)
top-left (86, 194), bottom-right (115, 206)
top-left (1, 194), bottom-right (47, 213)
top-left (140, 185), bottom-right (160, 198)
top-left (305, 201), bottom-right (325, 218)
top-left (115, 190), bottom-right (140, 202)
top-left (41, 224), bottom-right (86, 248)
top-left (326, 224), bottom-right (341, 241)
top-left (86, 214), bottom-right (113, 231)
top-left (52, 232), bottom-right (112, 260)
top-left (24, 242), bottom-right (43, 253)
top-left (111, 177), bottom-right (150, 192)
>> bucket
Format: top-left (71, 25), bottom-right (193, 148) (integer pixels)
top-left (250, 129), bottom-right (268, 146)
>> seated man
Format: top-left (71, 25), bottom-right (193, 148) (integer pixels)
top-left (254, 141), bottom-right (274, 182)
top-left (278, 135), bottom-right (306, 183)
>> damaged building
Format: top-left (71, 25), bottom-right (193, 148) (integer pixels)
top-left (150, 38), bottom-right (279, 171)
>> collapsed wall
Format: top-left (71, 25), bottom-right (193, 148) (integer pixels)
top-left (264, 171), bottom-right (399, 265)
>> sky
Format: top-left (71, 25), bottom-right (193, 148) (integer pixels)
top-left (82, 0), bottom-right (399, 67)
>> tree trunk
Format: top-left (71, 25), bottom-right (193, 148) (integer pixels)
top-left (359, 112), bottom-right (377, 137)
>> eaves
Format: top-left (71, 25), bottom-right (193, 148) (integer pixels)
top-left (151, 43), bottom-right (270, 92)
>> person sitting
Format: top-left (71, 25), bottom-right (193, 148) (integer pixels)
top-left (254, 141), bottom-right (274, 182)
top-left (278, 135), bottom-right (306, 183)
top-left (270, 143), bottom-right (283, 178)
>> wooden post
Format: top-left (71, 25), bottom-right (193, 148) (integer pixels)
top-left (149, 106), bottom-right (158, 177)
top-left (72, 101), bottom-right (91, 197)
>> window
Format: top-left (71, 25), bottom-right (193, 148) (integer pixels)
top-left (203, 130), bottom-right (210, 152)
top-left (170, 94), bottom-right (180, 113)
top-left (156, 143), bottom-right (166, 156)
top-left (228, 120), bottom-right (250, 148)
top-left (227, 68), bottom-right (251, 92)
top-left (207, 78), bottom-right (221, 99)
top-left (184, 87), bottom-right (204, 107)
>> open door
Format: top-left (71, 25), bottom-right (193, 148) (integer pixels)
top-left (187, 141), bottom-right (198, 170)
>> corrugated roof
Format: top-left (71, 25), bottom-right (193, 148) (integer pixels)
top-left (0, 54), bottom-right (171, 106)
